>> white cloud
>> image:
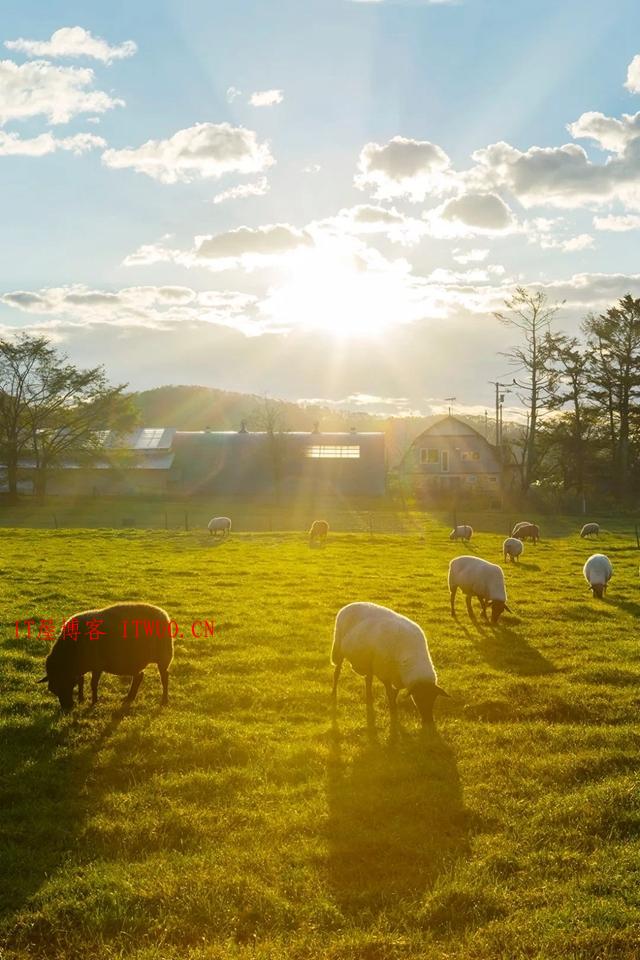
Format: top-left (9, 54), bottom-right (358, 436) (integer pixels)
top-left (0, 59), bottom-right (124, 125)
top-left (303, 163), bottom-right (321, 173)
top-left (452, 248), bottom-right (489, 264)
top-left (560, 233), bottom-right (595, 252)
top-left (194, 224), bottom-right (314, 270)
top-left (212, 177), bottom-right (270, 204)
top-left (625, 54), bottom-right (640, 94)
top-left (102, 122), bottom-right (274, 184)
top-left (593, 213), bottom-right (640, 231)
top-left (568, 110), bottom-right (640, 154)
top-left (316, 203), bottom-right (426, 245)
top-left (424, 191), bottom-right (517, 237)
top-left (355, 135), bottom-right (454, 201)
top-left (249, 89), bottom-right (283, 107)
top-left (0, 130), bottom-right (105, 156)
top-left (5, 26), bottom-right (136, 64)
top-left (226, 86), bottom-right (242, 103)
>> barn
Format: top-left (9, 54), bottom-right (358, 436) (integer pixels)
top-left (398, 415), bottom-right (502, 503)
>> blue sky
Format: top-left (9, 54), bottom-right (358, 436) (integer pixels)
top-left (2, 0), bottom-right (640, 417)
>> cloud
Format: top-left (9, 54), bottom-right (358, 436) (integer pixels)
top-left (5, 26), bottom-right (136, 63)
top-left (212, 177), bottom-right (270, 204)
top-left (568, 110), bottom-right (640, 154)
top-left (0, 59), bottom-right (124, 125)
top-left (0, 284), bottom-right (259, 332)
top-left (249, 89), bottom-right (283, 107)
top-left (625, 54), bottom-right (640, 94)
top-left (194, 224), bottom-right (314, 270)
top-left (452, 248), bottom-right (489, 264)
top-left (593, 213), bottom-right (640, 231)
top-left (102, 121), bottom-right (274, 184)
top-left (355, 135), bottom-right (454, 201)
top-left (316, 203), bottom-right (426, 244)
top-left (424, 191), bottom-right (517, 237)
top-left (468, 138), bottom-right (640, 210)
top-left (559, 233), bottom-right (594, 252)
top-left (226, 86), bottom-right (242, 103)
top-left (0, 130), bottom-right (105, 156)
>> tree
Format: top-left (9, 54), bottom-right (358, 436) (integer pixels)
top-left (583, 295), bottom-right (640, 501)
top-left (0, 334), bottom-right (138, 499)
top-left (249, 396), bottom-right (290, 498)
top-left (545, 334), bottom-right (594, 498)
top-left (494, 287), bottom-right (562, 492)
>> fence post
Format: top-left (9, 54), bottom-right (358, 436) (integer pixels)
top-left (185, 511), bottom-right (189, 532)
top-left (635, 524), bottom-right (639, 550)
top-left (52, 514), bottom-right (58, 529)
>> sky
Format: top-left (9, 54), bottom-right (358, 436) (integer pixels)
top-left (1, 0), bottom-right (640, 420)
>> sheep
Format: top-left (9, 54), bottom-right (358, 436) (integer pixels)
top-left (309, 519), bottom-right (329, 546)
top-left (38, 602), bottom-right (173, 711)
top-left (449, 556), bottom-right (510, 623)
top-left (583, 554), bottom-right (613, 599)
top-left (512, 521), bottom-right (540, 544)
top-left (208, 516), bottom-right (231, 538)
top-left (449, 524), bottom-right (473, 543)
top-left (580, 522), bottom-right (600, 538)
top-left (503, 537), bottom-right (524, 562)
top-left (330, 602), bottom-right (449, 725)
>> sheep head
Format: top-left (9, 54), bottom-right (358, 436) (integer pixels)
top-left (410, 681), bottom-right (450, 725)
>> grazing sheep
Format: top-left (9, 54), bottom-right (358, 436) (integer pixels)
top-left (449, 556), bottom-right (510, 624)
top-left (583, 554), bottom-right (613, 599)
top-left (309, 519), bottom-right (329, 545)
top-left (38, 602), bottom-right (173, 711)
top-left (512, 521), bottom-right (540, 544)
top-left (503, 537), bottom-right (524, 562)
top-left (331, 602), bottom-right (449, 725)
top-left (449, 524), bottom-right (473, 542)
top-left (208, 516), bottom-right (231, 538)
top-left (580, 522), bottom-right (600, 538)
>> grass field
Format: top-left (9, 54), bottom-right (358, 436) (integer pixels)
top-left (1, 518), bottom-right (640, 959)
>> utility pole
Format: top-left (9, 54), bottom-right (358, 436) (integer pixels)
top-left (488, 381), bottom-right (511, 447)
top-left (444, 396), bottom-right (456, 417)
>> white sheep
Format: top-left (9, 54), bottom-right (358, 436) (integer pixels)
top-left (580, 522), bottom-right (600, 538)
top-left (449, 524), bottom-right (473, 542)
top-left (330, 602), bottom-right (449, 724)
top-left (208, 516), bottom-right (231, 538)
top-left (583, 553), bottom-right (612, 598)
top-left (503, 537), bottom-right (523, 562)
top-left (449, 556), bottom-right (509, 623)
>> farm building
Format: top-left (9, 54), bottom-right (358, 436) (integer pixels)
top-left (398, 415), bottom-right (502, 503)
top-left (1, 427), bottom-right (386, 497)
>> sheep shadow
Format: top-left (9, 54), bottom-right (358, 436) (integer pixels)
top-left (0, 704), bottom-right (127, 928)
top-left (325, 724), bottom-right (469, 916)
top-left (614, 598), bottom-right (640, 618)
top-left (461, 623), bottom-right (556, 676)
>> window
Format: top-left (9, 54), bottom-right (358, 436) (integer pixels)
top-left (420, 448), bottom-right (440, 464)
top-left (306, 445), bottom-right (360, 459)
top-left (466, 475), bottom-right (477, 483)
top-left (441, 450), bottom-right (449, 472)
top-left (460, 450), bottom-right (481, 461)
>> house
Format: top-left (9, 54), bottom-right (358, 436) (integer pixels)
top-left (398, 415), bottom-right (502, 502)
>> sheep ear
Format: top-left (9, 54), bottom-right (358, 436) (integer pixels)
top-left (37, 675), bottom-right (48, 683)
top-left (435, 685), bottom-right (450, 699)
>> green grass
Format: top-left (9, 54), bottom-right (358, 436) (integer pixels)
top-left (1, 520), bottom-right (640, 959)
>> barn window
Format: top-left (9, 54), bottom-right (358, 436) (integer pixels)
top-left (467, 475), bottom-right (477, 483)
top-left (306, 445), bottom-right (360, 459)
top-left (420, 448), bottom-right (440, 464)
top-left (460, 450), bottom-right (481, 461)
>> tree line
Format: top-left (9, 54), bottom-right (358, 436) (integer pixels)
top-left (496, 288), bottom-right (640, 505)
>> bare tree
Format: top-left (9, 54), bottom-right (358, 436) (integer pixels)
top-left (494, 287), bottom-right (562, 492)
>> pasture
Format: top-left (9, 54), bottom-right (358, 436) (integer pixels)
top-left (1, 519), bottom-right (640, 959)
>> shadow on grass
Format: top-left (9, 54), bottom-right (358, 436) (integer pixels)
top-left (614, 598), bottom-right (640, 618)
top-left (0, 704), bottom-right (126, 929)
top-left (461, 623), bottom-right (556, 676)
top-left (325, 723), bottom-right (469, 916)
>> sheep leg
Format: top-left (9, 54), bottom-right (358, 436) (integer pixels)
top-left (91, 670), bottom-right (101, 704)
top-left (385, 682), bottom-right (398, 716)
top-left (77, 675), bottom-right (85, 703)
top-left (331, 659), bottom-right (343, 700)
top-left (479, 598), bottom-right (489, 621)
top-left (465, 594), bottom-right (474, 619)
top-left (159, 665), bottom-right (169, 705)
top-left (124, 671), bottom-right (144, 703)
top-left (365, 674), bottom-right (373, 705)
top-left (450, 586), bottom-right (457, 617)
